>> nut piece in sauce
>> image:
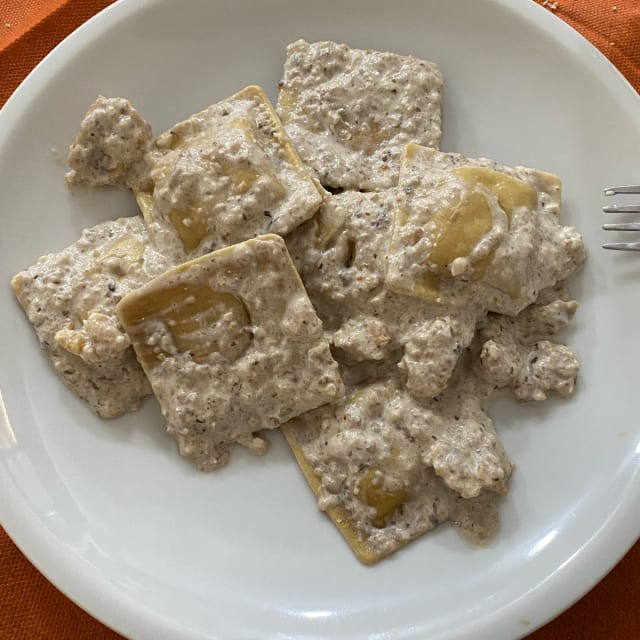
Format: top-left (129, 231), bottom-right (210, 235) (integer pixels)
top-left (476, 295), bottom-right (580, 402)
top-left (136, 86), bottom-right (322, 263)
top-left (386, 144), bottom-right (585, 316)
top-left (11, 217), bottom-right (169, 418)
top-left (277, 39), bottom-right (443, 191)
top-left (116, 234), bottom-right (344, 471)
top-left (66, 96), bottom-right (153, 191)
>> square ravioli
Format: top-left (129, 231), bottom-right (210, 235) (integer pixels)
top-left (283, 371), bottom-right (510, 564)
top-left (11, 217), bottom-right (169, 418)
top-left (277, 40), bottom-right (443, 191)
top-left (136, 85), bottom-right (322, 263)
top-left (386, 144), bottom-right (586, 316)
top-left (116, 234), bottom-right (344, 470)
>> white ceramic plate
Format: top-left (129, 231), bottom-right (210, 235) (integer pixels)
top-left (1, 1), bottom-right (639, 638)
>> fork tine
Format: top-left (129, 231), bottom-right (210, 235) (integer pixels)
top-left (603, 222), bottom-right (640, 230)
top-left (602, 186), bottom-right (640, 250)
top-left (602, 204), bottom-right (640, 213)
top-left (604, 185), bottom-right (640, 195)
top-left (602, 242), bottom-right (640, 251)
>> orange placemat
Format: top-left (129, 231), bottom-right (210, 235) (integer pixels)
top-left (0, 0), bottom-right (116, 106)
top-left (0, 1), bottom-right (639, 639)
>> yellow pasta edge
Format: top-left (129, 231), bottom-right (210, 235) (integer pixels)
top-left (281, 424), bottom-right (416, 565)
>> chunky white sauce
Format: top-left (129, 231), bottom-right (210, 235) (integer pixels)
top-left (12, 217), bottom-right (169, 417)
top-left (12, 39), bottom-right (587, 563)
top-left (286, 189), bottom-right (481, 399)
top-left (284, 150), bottom-right (584, 553)
top-left (66, 96), bottom-right (153, 191)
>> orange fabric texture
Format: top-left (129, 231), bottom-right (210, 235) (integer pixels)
top-left (537, 0), bottom-right (640, 90)
top-left (0, 0), bottom-right (115, 106)
top-left (0, 0), bottom-right (66, 49)
top-left (0, 1), bottom-right (639, 639)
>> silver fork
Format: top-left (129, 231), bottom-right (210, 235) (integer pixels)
top-left (603, 185), bottom-right (640, 251)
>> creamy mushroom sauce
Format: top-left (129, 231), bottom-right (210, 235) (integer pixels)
top-left (12, 217), bottom-right (169, 417)
top-left (284, 362), bottom-right (509, 555)
top-left (11, 39), bottom-right (586, 561)
top-left (66, 96), bottom-right (153, 192)
top-left (475, 288), bottom-right (580, 401)
top-left (286, 189), bottom-right (478, 400)
top-left (285, 178), bottom-right (583, 551)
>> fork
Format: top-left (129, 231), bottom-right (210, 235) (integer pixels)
top-left (602, 185), bottom-right (640, 251)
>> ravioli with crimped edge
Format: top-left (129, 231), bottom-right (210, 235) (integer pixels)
top-left (282, 369), bottom-right (509, 564)
top-left (277, 39), bottom-right (443, 191)
top-left (386, 144), bottom-right (585, 316)
top-left (136, 85), bottom-right (323, 263)
top-left (116, 234), bottom-right (344, 470)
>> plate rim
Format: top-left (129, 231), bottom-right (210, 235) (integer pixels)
top-left (1, 1), bottom-right (639, 639)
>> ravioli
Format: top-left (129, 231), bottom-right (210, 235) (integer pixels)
top-left (137, 85), bottom-right (322, 263)
top-left (11, 217), bottom-right (169, 417)
top-left (282, 370), bottom-right (508, 563)
top-left (277, 40), bottom-right (443, 191)
top-left (116, 234), bottom-right (344, 470)
top-left (386, 144), bottom-right (585, 316)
